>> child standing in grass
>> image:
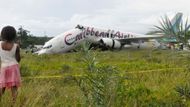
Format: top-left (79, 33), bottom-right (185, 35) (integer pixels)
top-left (0, 26), bottom-right (21, 104)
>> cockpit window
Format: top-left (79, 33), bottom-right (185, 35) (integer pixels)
top-left (43, 45), bottom-right (52, 49)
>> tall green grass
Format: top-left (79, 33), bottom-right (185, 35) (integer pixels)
top-left (0, 49), bottom-right (190, 106)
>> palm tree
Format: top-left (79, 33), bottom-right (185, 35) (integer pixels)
top-left (149, 13), bottom-right (190, 45)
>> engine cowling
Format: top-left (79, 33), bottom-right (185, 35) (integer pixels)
top-left (99, 38), bottom-right (121, 49)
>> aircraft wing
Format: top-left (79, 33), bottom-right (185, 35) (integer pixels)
top-left (115, 34), bottom-right (163, 44)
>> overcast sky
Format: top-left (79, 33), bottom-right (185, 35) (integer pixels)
top-left (0, 0), bottom-right (190, 37)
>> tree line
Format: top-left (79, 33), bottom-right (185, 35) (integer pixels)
top-left (16, 27), bottom-right (52, 49)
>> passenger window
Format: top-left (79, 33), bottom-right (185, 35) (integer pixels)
top-left (43, 45), bottom-right (52, 49)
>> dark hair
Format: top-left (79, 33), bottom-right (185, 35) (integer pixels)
top-left (1, 26), bottom-right (17, 42)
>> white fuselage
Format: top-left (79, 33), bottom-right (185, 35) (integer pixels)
top-left (38, 25), bottom-right (162, 55)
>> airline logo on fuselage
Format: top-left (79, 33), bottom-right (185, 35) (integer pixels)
top-left (84, 27), bottom-right (135, 39)
top-left (64, 27), bottom-right (136, 46)
top-left (64, 34), bottom-right (76, 45)
top-left (64, 32), bottom-right (85, 45)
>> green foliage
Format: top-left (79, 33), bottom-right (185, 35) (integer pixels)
top-left (61, 64), bottom-right (72, 73)
top-left (1, 49), bottom-right (190, 106)
top-left (175, 69), bottom-right (190, 106)
top-left (76, 42), bottom-right (127, 107)
top-left (126, 84), bottom-right (152, 106)
top-left (17, 27), bottom-right (52, 48)
top-left (176, 83), bottom-right (190, 100)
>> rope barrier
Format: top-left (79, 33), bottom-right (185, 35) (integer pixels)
top-left (22, 67), bottom-right (188, 79)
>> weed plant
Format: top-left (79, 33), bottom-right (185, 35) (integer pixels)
top-left (75, 42), bottom-right (127, 107)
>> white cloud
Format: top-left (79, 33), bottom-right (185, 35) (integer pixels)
top-left (0, 0), bottom-right (190, 36)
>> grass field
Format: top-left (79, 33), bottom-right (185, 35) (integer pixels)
top-left (0, 49), bottom-right (190, 107)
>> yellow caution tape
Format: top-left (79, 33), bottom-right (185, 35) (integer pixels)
top-left (127, 67), bottom-right (186, 74)
top-left (23, 68), bottom-right (188, 79)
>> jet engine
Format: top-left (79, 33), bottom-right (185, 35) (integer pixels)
top-left (99, 38), bottom-right (121, 49)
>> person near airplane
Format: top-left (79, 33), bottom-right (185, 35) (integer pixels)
top-left (0, 26), bottom-right (21, 105)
